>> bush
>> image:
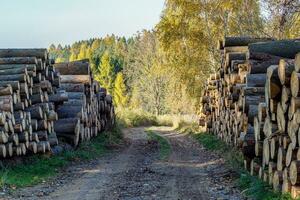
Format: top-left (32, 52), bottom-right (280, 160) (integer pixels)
top-left (116, 108), bottom-right (198, 128)
top-left (116, 108), bottom-right (158, 127)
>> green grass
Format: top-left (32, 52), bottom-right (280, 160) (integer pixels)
top-left (116, 108), bottom-right (160, 127)
top-left (116, 108), bottom-right (197, 128)
top-left (192, 132), bottom-right (295, 200)
top-left (147, 131), bottom-right (171, 160)
top-left (237, 173), bottom-right (294, 200)
top-left (0, 124), bottom-right (123, 188)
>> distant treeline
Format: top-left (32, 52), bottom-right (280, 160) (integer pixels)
top-left (49, 0), bottom-right (300, 115)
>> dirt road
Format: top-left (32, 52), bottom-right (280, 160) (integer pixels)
top-left (7, 127), bottom-right (244, 200)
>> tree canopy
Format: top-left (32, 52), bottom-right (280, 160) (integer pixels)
top-left (49, 0), bottom-right (300, 114)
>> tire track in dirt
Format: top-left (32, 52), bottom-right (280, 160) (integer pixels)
top-left (6, 127), bottom-right (244, 200)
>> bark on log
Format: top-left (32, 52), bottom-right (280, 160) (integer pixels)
top-left (54, 59), bottom-right (90, 75)
top-left (246, 74), bottom-right (267, 87)
top-left (54, 118), bottom-right (80, 135)
top-left (0, 81), bottom-right (19, 91)
top-left (59, 83), bottom-right (85, 92)
top-left (0, 74), bottom-right (26, 82)
top-left (56, 105), bottom-right (84, 119)
top-left (0, 57), bottom-right (38, 65)
top-left (223, 37), bottom-right (274, 47)
top-left (60, 75), bottom-right (91, 84)
top-left (0, 49), bottom-right (47, 60)
top-left (248, 40), bottom-right (300, 59)
top-left (247, 58), bottom-right (282, 74)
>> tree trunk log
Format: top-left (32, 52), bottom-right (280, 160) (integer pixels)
top-left (248, 40), bottom-right (300, 59)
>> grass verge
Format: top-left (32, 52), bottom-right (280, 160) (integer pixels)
top-left (0, 124), bottom-right (123, 188)
top-left (147, 130), bottom-right (171, 160)
top-left (116, 108), bottom-right (198, 128)
top-left (192, 132), bottom-right (294, 200)
top-left (116, 108), bottom-right (161, 127)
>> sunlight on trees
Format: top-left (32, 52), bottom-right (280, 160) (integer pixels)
top-left (113, 73), bottom-right (128, 108)
top-left (49, 0), bottom-right (300, 114)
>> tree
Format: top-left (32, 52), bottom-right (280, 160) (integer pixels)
top-left (77, 43), bottom-right (88, 60)
top-left (155, 0), bottom-right (265, 113)
top-left (113, 73), bottom-right (128, 107)
top-left (95, 52), bottom-right (114, 94)
top-left (69, 51), bottom-right (77, 61)
top-left (55, 57), bottom-right (67, 63)
top-left (262, 0), bottom-right (300, 39)
top-left (126, 30), bottom-right (168, 114)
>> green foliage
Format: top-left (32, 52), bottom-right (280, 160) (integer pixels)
top-left (113, 72), bottom-right (128, 107)
top-left (125, 30), bottom-right (168, 114)
top-left (147, 130), bottom-right (171, 160)
top-left (155, 0), bottom-right (265, 114)
top-left (237, 173), bottom-right (294, 200)
top-left (262, 0), bottom-right (300, 39)
top-left (116, 107), bottom-right (197, 128)
top-left (116, 108), bottom-right (159, 127)
top-left (48, 1), bottom-right (300, 116)
top-left (192, 132), bottom-right (229, 152)
top-left (0, 126), bottom-right (123, 188)
top-left (95, 52), bottom-right (114, 94)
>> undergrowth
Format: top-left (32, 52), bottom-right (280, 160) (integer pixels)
top-left (116, 108), bottom-right (161, 127)
top-left (116, 107), bottom-right (197, 128)
top-left (147, 130), bottom-right (171, 160)
top-left (0, 124), bottom-right (123, 188)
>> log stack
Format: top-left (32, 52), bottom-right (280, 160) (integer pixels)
top-left (0, 50), bottom-right (115, 158)
top-left (201, 37), bottom-right (300, 197)
top-left (54, 59), bottom-right (115, 147)
top-left (0, 49), bottom-right (61, 158)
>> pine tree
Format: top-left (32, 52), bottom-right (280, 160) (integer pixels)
top-left (113, 73), bottom-right (128, 107)
top-left (69, 51), bottom-right (77, 61)
top-left (77, 43), bottom-right (88, 60)
top-left (91, 39), bottom-right (101, 51)
top-left (95, 52), bottom-right (114, 93)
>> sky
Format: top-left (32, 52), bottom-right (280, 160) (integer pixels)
top-left (0, 0), bottom-right (165, 48)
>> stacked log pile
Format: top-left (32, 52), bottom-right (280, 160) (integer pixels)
top-left (0, 49), bottom-right (60, 158)
top-left (0, 50), bottom-right (115, 158)
top-left (201, 37), bottom-right (300, 197)
top-left (54, 59), bottom-right (115, 147)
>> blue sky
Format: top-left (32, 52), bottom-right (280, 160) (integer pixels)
top-left (0, 0), bottom-right (165, 48)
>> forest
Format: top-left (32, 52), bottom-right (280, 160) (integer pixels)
top-left (1, 0), bottom-right (300, 199)
top-left (48, 0), bottom-right (300, 116)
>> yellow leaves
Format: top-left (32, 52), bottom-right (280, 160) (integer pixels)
top-left (114, 72), bottom-right (128, 107)
top-left (55, 57), bottom-right (66, 63)
top-left (69, 52), bottom-right (77, 62)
